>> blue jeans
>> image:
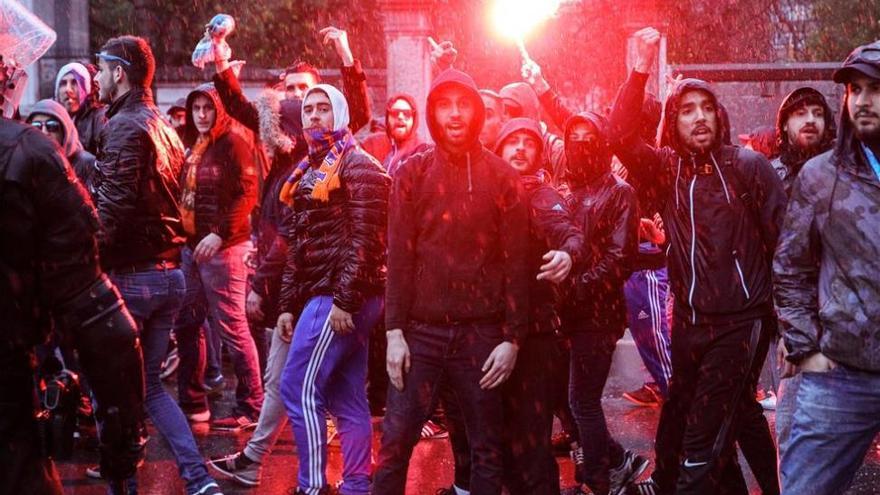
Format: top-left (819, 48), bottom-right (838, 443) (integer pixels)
top-left (780, 365), bottom-right (880, 495)
top-left (176, 242), bottom-right (263, 417)
top-left (111, 268), bottom-right (214, 494)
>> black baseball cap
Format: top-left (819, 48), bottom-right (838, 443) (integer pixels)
top-left (833, 41), bottom-right (880, 83)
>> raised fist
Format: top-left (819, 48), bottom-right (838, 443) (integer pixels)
top-left (632, 27), bottom-right (661, 74)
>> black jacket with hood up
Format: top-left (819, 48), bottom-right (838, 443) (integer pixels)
top-left (494, 118), bottom-right (584, 335)
top-left (562, 112), bottom-right (639, 331)
top-left (610, 71), bottom-right (787, 327)
top-left (385, 69), bottom-right (530, 343)
top-left (180, 84), bottom-right (259, 250)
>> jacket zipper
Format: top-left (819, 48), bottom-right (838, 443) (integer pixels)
top-left (733, 250), bottom-right (751, 300)
top-left (688, 175), bottom-right (697, 324)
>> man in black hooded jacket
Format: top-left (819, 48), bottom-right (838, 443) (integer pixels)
top-left (374, 68), bottom-right (530, 495)
top-left (614, 28), bottom-right (787, 495)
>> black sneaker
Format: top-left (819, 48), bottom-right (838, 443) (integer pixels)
top-left (609, 450), bottom-right (650, 495)
top-left (208, 450), bottom-right (261, 487)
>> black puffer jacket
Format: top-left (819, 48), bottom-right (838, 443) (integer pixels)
top-left (385, 69), bottom-right (531, 343)
top-left (180, 85), bottom-right (258, 249)
top-left (94, 88), bottom-right (186, 269)
top-left (278, 148), bottom-right (390, 315)
top-left (609, 71), bottom-right (787, 326)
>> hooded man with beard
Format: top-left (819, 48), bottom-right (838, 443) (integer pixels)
top-left (613, 29), bottom-right (786, 495)
top-left (382, 94), bottom-right (426, 176)
top-left (54, 62), bottom-right (106, 155)
top-left (499, 82), bottom-right (567, 186)
top-left (374, 69), bottom-right (530, 495)
top-left (774, 41), bottom-right (880, 495)
top-left (560, 111), bottom-right (645, 495)
top-left (771, 87), bottom-right (835, 195)
top-left (273, 84), bottom-right (389, 495)
top-left (27, 99), bottom-right (97, 192)
top-left (763, 86), bottom-right (835, 460)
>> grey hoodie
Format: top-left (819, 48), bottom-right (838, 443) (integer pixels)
top-left (27, 99), bottom-right (96, 191)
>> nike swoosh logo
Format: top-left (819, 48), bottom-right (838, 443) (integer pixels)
top-left (683, 459), bottom-right (708, 468)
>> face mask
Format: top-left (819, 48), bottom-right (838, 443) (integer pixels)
top-left (566, 140), bottom-right (608, 184)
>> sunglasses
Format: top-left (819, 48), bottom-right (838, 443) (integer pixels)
top-left (390, 109), bottom-right (414, 119)
top-left (95, 52), bottom-right (132, 66)
top-left (31, 120), bottom-right (62, 133)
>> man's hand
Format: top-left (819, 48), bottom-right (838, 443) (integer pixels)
top-left (799, 352), bottom-right (837, 374)
top-left (428, 37), bottom-right (458, 71)
top-left (209, 27), bottom-right (232, 73)
top-left (778, 339), bottom-right (798, 378)
top-left (537, 250), bottom-right (572, 284)
top-left (277, 312), bottom-right (295, 343)
top-left (246, 290), bottom-right (265, 321)
top-left (386, 329), bottom-right (411, 391)
top-left (522, 59), bottom-right (550, 96)
top-left (194, 233), bottom-right (223, 263)
top-left (632, 27), bottom-right (661, 74)
top-left (639, 217), bottom-right (666, 244)
top-left (243, 245), bottom-right (258, 269)
top-left (329, 304), bottom-right (355, 334)
top-left (480, 341), bottom-right (519, 390)
top-left (320, 26), bottom-right (354, 67)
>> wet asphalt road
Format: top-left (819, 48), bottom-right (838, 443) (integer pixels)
top-left (55, 362), bottom-right (880, 494)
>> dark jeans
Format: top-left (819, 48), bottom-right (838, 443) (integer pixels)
top-left (652, 317), bottom-right (775, 495)
top-left (568, 330), bottom-right (625, 494)
top-left (177, 243), bottom-right (263, 418)
top-left (445, 334), bottom-right (563, 495)
top-left (373, 322), bottom-right (505, 495)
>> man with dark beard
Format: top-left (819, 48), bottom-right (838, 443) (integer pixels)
top-left (613, 28), bottom-right (787, 495)
top-left (765, 86), bottom-right (835, 458)
top-left (54, 62), bottom-right (105, 154)
top-left (374, 68), bottom-right (530, 495)
top-left (774, 41), bottom-right (880, 495)
top-left (771, 87), bottom-right (835, 195)
top-left (382, 94), bottom-right (425, 176)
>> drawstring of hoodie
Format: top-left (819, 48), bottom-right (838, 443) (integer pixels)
top-left (467, 152), bottom-right (473, 196)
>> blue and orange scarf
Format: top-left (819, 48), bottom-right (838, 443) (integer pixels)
top-left (279, 128), bottom-right (354, 205)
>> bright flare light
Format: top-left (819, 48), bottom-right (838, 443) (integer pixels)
top-left (491, 0), bottom-right (561, 42)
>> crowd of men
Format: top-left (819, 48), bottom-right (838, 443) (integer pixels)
top-left (1, 14), bottom-right (879, 495)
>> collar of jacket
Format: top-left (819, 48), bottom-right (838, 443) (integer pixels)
top-left (436, 140), bottom-right (483, 167)
top-left (106, 87), bottom-right (153, 119)
top-left (572, 170), bottom-right (615, 192)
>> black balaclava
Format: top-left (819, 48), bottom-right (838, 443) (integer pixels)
top-left (564, 112), bottom-right (611, 186)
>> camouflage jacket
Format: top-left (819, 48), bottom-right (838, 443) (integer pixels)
top-left (773, 140), bottom-right (880, 372)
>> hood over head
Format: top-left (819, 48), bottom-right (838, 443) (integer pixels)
top-left (659, 78), bottom-right (729, 156)
top-left (563, 111), bottom-right (612, 185)
top-left (494, 117), bottom-right (545, 174)
top-left (184, 83), bottom-right (232, 148)
top-left (384, 93), bottom-right (419, 142)
top-left (426, 68), bottom-right (485, 151)
top-left (302, 83), bottom-right (349, 132)
top-left (776, 86), bottom-right (835, 166)
top-left (54, 62), bottom-right (90, 107)
top-left (27, 98), bottom-right (83, 158)
top-left (499, 82), bottom-right (541, 121)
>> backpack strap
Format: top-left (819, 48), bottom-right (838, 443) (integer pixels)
top-left (719, 145), bottom-right (769, 254)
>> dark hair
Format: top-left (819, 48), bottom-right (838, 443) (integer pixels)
top-left (99, 35), bottom-right (155, 88)
top-left (282, 60), bottom-right (320, 83)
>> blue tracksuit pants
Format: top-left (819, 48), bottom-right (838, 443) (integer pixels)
top-left (624, 267), bottom-right (673, 397)
top-left (280, 295), bottom-right (383, 495)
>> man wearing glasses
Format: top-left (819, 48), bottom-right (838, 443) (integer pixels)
top-left (26, 99), bottom-right (96, 191)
